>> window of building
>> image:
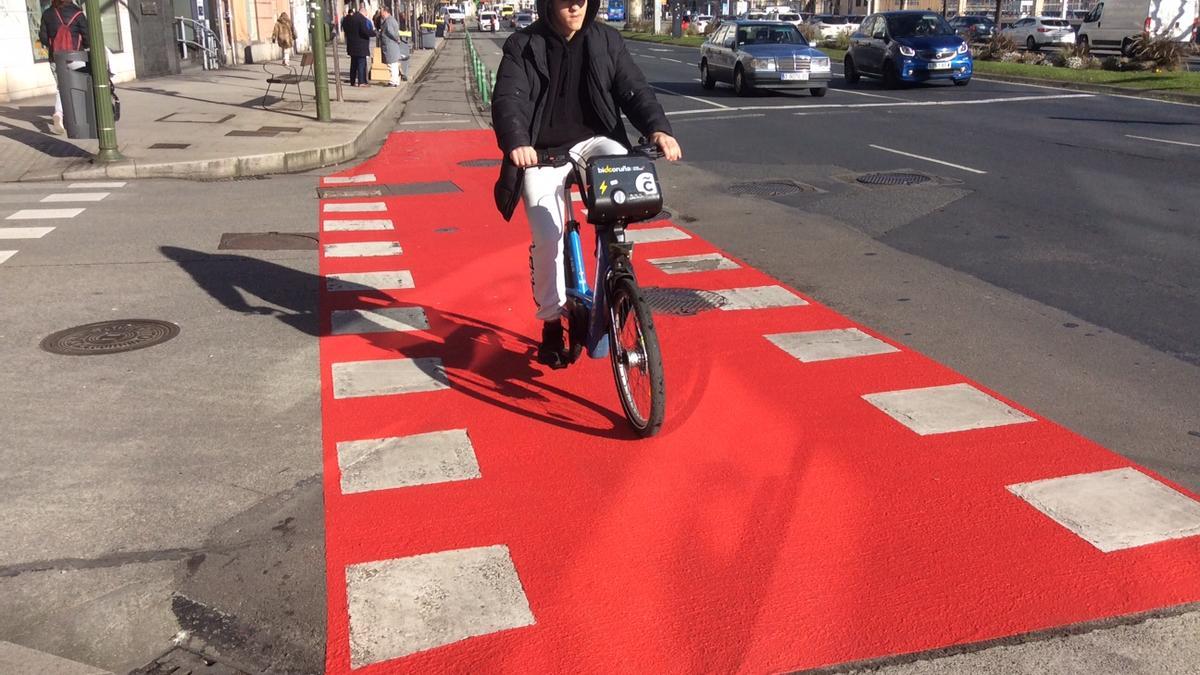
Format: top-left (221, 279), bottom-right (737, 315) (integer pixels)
top-left (27, 0), bottom-right (124, 60)
top-left (27, 0), bottom-right (49, 62)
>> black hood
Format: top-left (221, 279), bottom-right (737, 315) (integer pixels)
top-left (533, 0), bottom-right (599, 37)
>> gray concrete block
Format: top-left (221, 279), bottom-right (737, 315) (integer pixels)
top-left (1008, 467), bottom-right (1200, 552)
top-left (863, 383), bottom-right (1036, 435)
top-left (323, 202), bottom-right (387, 213)
top-left (322, 219), bottom-right (394, 232)
top-left (331, 357), bottom-right (449, 399)
top-left (324, 174), bottom-right (377, 184)
top-left (647, 252), bottom-right (740, 275)
top-left (767, 327), bottom-right (899, 363)
top-left (0, 641), bottom-right (111, 675)
top-left (323, 242), bottom-right (402, 258)
top-left (716, 285), bottom-right (808, 310)
top-left (325, 270), bottom-right (414, 293)
top-left (337, 429), bottom-right (480, 494)
top-left (345, 545), bottom-right (535, 667)
top-left (331, 307), bottom-right (429, 335)
top-left (625, 226), bottom-right (692, 244)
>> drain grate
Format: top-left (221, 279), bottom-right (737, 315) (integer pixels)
top-left (131, 647), bottom-right (248, 675)
top-left (641, 287), bottom-right (727, 316)
top-left (729, 181), bottom-right (806, 197)
top-left (458, 158), bottom-right (502, 167)
top-left (218, 232), bottom-right (318, 250)
top-left (41, 319), bottom-right (180, 356)
top-left (857, 172), bottom-right (932, 186)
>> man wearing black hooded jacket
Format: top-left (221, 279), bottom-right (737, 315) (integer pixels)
top-left (492, 0), bottom-right (681, 368)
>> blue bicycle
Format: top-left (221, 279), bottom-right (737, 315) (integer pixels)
top-left (535, 143), bottom-right (667, 437)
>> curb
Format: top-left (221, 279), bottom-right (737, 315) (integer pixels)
top-left (19, 41), bottom-right (446, 183)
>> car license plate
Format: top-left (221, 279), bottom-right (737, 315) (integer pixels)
top-left (929, 61), bottom-right (952, 70)
top-left (781, 72), bottom-right (809, 81)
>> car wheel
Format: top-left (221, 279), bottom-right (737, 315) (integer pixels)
top-left (844, 56), bottom-right (860, 84)
top-left (700, 60), bottom-right (716, 90)
top-left (954, 78), bottom-right (970, 86)
top-left (810, 87), bottom-right (827, 97)
top-left (733, 66), bottom-right (752, 97)
top-left (882, 61), bottom-right (900, 89)
top-left (1026, 36), bottom-right (1037, 51)
top-left (1120, 37), bottom-right (1137, 57)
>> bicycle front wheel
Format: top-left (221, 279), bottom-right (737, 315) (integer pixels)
top-left (607, 275), bottom-right (666, 437)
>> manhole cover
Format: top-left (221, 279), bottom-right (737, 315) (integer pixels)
top-left (729, 181), bottom-right (805, 197)
top-left (218, 232), bottom-right (318, 250)
top-left (41, 320), bottom-right (180, 356)
top-left (641, 287), bottom-right (727, 316)
top-left (857, 172), bottom-right (932, 186)
top-left (458, 158), bottom-right (502, 167)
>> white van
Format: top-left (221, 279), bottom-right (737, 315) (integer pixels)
top-left (1076, 0), bottom-right (1198, 53)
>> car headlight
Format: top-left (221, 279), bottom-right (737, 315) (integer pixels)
top-left (751, 57), bottom-right (776, 71)
top-left (811, 56), bottom-right (831, 71)
top-left (957, 41), bottom-right (969, 54)
top-left (898, 44), bottom-right (915, 57)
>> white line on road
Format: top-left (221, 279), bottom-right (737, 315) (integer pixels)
top-left (1125, 134), bottom-right (1200, 148)
top-left (649, 48), bottom-right (673, 52)
top-left (5, 208), bottom-right (85, 220)
top-left (831, 88), bottom-right (906, 100)
top-left (651, 84), bottom-right (731, 109)
top-left (660, 57), bottom-right (684, 63)
top-left (868, 144), bottom-right (987, 174)
top-left (41, 192), bottom-right (109, 203)
top-left (68, 182), bottom-right (125, 188)
top-left (0, 251), bottom-right (16, 264)
top-left (664, 93), bottom-right (1094, 116)
top-left (671, 113), bottom-right (767, 123)
top-left (398, 119), bottom-right (474, 125)
top-left (0, 227), bottom-right (55, 238)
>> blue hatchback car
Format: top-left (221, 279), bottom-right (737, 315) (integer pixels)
top-left (845, 11), bottom-right (972, 87)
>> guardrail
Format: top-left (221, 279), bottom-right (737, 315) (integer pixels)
top-left (464, 29), bottom-right (495, 107)
top-left (174, 16), bottom-right (223, 70)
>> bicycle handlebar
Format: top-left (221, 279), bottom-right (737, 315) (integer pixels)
top-left (532, 141), bottom-right (663, 168)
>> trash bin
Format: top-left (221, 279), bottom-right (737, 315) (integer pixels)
top-left (420, 29), bottom-right (436, 49)
top-left (53, 50), bottom-right (97, 139)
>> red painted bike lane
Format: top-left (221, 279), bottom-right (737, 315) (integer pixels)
top-left (317, 130), bottom-right (1200, 674)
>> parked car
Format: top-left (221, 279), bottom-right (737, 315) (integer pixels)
top-left (700, 20), bottom-right (832, 97)
top-left (477, 10), bottom-right (500, 31)
top-left (771, 12), bottom-right (805, 27)
top-left (948, 14), bottom-right (996, 42)
top-left (693, 14), bottom-right (715, 32)
top-left (446, 5), bottom-right (466, 24)
top-left (845, 11), bottom-right (973, 88)
top-left (808, 15), bottom-right (854, 43)
top-left (514, 12), bottom-right (534, 29)
top-left (1002, 16), bottom-right (1075, 50)
top-left (1077, 0), bottom-right (1197, 54)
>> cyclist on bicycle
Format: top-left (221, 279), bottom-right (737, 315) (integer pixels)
top-left (492, 0), bottom-right (682, 368)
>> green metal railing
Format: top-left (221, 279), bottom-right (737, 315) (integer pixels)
top-left (464, 30), bottom-right (495, 108)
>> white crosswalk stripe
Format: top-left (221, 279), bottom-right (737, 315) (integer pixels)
top-left (0, 227), bottom-right (55, 239)
top-left (41, 192), bottom-right (109, 203)
top-left (0, 251), bottom-right (16, 264)
top-left (6, 208), bottom-right (85, 220)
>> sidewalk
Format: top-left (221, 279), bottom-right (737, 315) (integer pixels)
top-left (0, 43), bottom-right (443, 183)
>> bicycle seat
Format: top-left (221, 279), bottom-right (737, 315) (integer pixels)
top-left (585, 154), bottom-right (664, 226)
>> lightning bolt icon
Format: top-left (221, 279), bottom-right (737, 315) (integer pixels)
top-left (599, 182), bottom-right (608, 195)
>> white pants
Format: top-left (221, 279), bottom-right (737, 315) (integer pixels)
top-left (522, 135), bottom-right (627, 321)
top-left (387, 60), bottom-right (408, 85)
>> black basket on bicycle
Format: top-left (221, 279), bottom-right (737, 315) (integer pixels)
top-left (584, 154), bottom-right (664, 225)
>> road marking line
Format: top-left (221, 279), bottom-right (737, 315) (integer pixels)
top-left (0, 251), bottom-right (16, 264)
top-left (651, 84), bottom-right (730, 109)
top-left (716, 285), bottom-right (808, 310)
top-left (345, 545), bottom-right (535, 668)
top-left (649, 48), bottom-right (673, 52)
top-left (869, 144), bottom-right (987, 174)
top-left (863, 383), bottom-right (1035, 435)
top-left (1008, 468), bottom-right (1200, 553)
top-left (648, 252), bottom-right (740, 274)
top-left (0, 227), bottom-right (55, 238)
top-left (331, 307), bottom-right (430, 335)
top-left (672, 113), bottom-right (767, 122)
top-left (324, 173), bottom-right (378, 184)
top-left (322, 218), bottom-right (394, 232)
top-left (970, 76), bottom-right (1200, 108)
top-left (6, 208), bottom-right (85, 220)
top-left (832, 88), bottom-right (905, 100)
top-left (68, 181), bottom-right (125, 188)
top-left (323, 202), bottom-right (387, 213)
top-left (337, 429), bottom-right (480, 494)
top-left (660, 57), bottom-right (684, 63)
top-left (323, 241), bottom-right (403, 258)
top-left (326, 270), bottom-right (415, 292)
top-left (665, 93), bottom-right (1094, 116)
top-left (767, 328), bottom-right (900, 363)
top-left (40, 192), bottom-right (109, 203)
top-left (1125, 134), bottom-right (1200, 148)
top-left (398, 119), bottom-right (475, 125)
top-left (331, 356), bottom-right (449, 399)
top-left (624, 226), bottom-right (692, 244)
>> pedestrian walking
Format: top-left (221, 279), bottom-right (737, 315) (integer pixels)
top-left (37, 0), bottom-right (89, 136)
top-left (378, 6), bottom-right (411, 86)
top-left (343, 3), bottom-right (376, 87)
top-left (271, 12), bottom-right (297, 67)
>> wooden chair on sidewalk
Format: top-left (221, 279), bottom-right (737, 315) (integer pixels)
top-left (261, 53), bottom-right (315, 109)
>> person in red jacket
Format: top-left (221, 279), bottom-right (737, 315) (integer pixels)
top-left (38, 0), bottom-right (90, 135)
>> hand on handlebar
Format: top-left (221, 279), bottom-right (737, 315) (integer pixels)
top-left (510, 146), bottom-right (538, 168)
top-left (649, 132), bottom-right (682, 162)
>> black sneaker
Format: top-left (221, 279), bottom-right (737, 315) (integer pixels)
top-left (537, 320), bottom-right (568, 369)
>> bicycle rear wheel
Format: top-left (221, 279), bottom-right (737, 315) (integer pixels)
top-left (607, 274), bottom-right (665, 437)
